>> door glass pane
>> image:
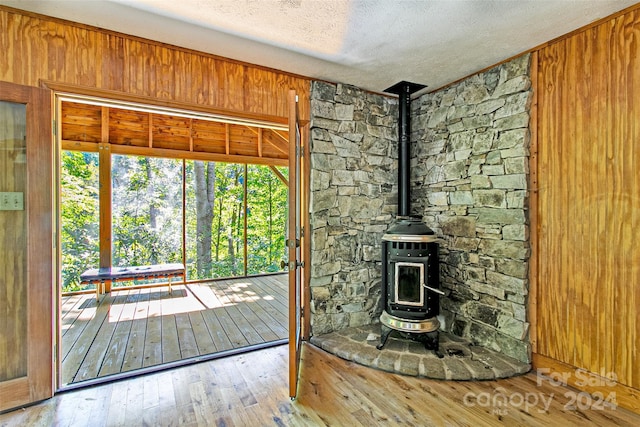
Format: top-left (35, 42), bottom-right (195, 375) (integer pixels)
top-left (0, 101), bottom-right (27, 381)
top-left (396, 264), bottom-right (422, 304)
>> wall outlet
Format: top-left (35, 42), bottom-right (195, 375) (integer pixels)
top-left (0, 192), bottom-right (24, 211)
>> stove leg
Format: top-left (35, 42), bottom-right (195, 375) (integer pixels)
top-left (377, 324), bottom-right (393, 350)
top-left (418, 331), bottom-right (444, 358)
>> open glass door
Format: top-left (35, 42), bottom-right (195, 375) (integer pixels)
top-left (287, 90), bottom-right (304, 399)
top-left (0, 82), bottom-right (54, 411)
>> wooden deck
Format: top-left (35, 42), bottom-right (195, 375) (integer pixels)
top-left (60, 274), bottom-right (288, 386)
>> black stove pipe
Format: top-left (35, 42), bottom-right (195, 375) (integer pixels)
top-left (384, 81), bottom-right (426, 217)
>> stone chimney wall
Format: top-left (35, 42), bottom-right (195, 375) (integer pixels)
top-left (412, 54), bottom-right (532, 363)
top-left (309, 81), bottom-right (397, 335)
top-left (308, 54), bottom-right (532, 364)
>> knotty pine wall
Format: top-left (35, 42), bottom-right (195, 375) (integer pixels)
top-left (0, 7), bottom-right (310, 121)
top-left (533, 5), bottom-right (640, 409)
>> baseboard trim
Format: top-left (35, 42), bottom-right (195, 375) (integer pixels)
top-left (533, 353), bottom-right (640, 414)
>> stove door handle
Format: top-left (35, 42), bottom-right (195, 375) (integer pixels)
top-left (422, 284), bottom-right (445, 295)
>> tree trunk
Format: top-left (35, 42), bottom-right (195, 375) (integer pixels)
top-left (227, 208), bottom-right (236, 275)
top-left (194, 161), bottom-right (215, 278)
top-left (215, 196), bottom-right (223, 262)
top-left (236, 200), bottom-right (242, 261)
top-left (144, 158), bottom-right (158, 263)
top-left (227, 166), bottom-right (242, 276)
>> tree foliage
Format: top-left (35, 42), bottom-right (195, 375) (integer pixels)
top-left (247, 165), bottom-right (288, 273)
top-left (60, 151), bottom-right (99, 291)
top-left (60, 152), bottom-right (288, 292)
top-left (111, 155), bottom-right (183, 268)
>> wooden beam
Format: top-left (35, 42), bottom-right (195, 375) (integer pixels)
top-left (268, 165), bottom-right (288, 186)
top-left (272, 129), bottom-right (289, 144)
top-left (110, 144), bottom-right (288, 167)
top-left (225, 123), bottom-right (230, 155)
top-left (148, 112), bottom-right (153, 148)
top-left (60, 140), bottom-right (99, 152)
top-left (98, 108), bottom-right (112, 292)
top-left (263, 133), bottom-right (288, 156)
top-left (61, 140), bottom-right (288, 166)
top-left (246, 127), bottom-right (288, 156)
top-left (189, 118), bottom-right (194, 152)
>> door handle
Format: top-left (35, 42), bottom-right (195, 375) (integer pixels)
top-left (422, 284), bottom-right (445, 295)
top-left (286, 239), bottom-right (300, 248)
top-left (281, 260), bottom-right (304, 271)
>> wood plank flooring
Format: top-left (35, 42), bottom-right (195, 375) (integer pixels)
top-left (2, 343), bottom-right (639, 426)
top-left (60, 274), bottom-right (288, 386)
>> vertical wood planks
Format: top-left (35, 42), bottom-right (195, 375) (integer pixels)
top-left (0, 7), bottom-right (310, 121)
top-left (535, 7), bottom-right (640, 391)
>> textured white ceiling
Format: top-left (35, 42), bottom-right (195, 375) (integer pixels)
top-left (3, 0), bottom-right (638, 94)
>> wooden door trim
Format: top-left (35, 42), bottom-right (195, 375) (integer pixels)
top-left (528, 50), bottom-right (539, 355)
top-left (42, 81), bottom-right (289, 128)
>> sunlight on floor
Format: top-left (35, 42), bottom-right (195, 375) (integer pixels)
top-left (100, 283), bottom-right (278, 321)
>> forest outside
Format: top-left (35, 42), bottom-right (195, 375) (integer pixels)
top-left (60, 151), bottom-right (288, 292)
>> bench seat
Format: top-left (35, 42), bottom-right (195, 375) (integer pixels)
top-left (80, 263), bottom-right (185, 300)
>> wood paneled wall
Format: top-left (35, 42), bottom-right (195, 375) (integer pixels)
top-left (534, 5), bottom-right (640, 407)
top-left (0, 7), bottom-right (310, 121)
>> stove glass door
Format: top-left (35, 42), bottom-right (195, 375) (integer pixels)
top-left (394, 262), bottom-right (424, 307)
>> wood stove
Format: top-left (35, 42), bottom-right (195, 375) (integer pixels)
top-left (377, 82), bottom-right (444, 356)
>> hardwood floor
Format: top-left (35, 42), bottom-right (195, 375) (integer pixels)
top-left (61, 274), bottom-right (288, 385)
top-left (2, 343), bottom-right (639, 426)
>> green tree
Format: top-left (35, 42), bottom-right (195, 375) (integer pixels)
top-left (247, 165), bottom-right (288, 274)
top-left (111, 155), bottom-right (182, 271)
top-left (60, 151), bottom-right (99, 291)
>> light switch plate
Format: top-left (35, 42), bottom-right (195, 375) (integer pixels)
top-left (0, 192), bottom-right (24, 210)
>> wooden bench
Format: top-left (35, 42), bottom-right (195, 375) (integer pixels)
top-left (80, 263), bottom-right (186, 300)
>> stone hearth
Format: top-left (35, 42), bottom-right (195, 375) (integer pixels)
top-left (310, 324), bottom-right (530, 380)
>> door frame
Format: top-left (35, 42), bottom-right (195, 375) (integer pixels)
top-left (287, 90), bottom-right (311, 399)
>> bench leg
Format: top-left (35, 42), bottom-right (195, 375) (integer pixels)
top-left (96, 280), bottom-right (105, 302)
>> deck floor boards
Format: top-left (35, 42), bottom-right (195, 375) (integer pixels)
top-left (61, 274), bottom-right (288, 386)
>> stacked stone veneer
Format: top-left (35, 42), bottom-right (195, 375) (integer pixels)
top-left (412, 54), bottom-right (532, 363)
top-left (309, 81), bottom-right (397, 335)
top-left (309, 54), bottom-right (532, 364)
